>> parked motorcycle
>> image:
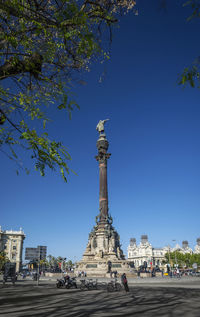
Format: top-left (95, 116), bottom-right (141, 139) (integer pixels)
top-left (56, 278), bottom-right (66, 288)
top-left (65, 277), bottom-right (77, 289)
top-left (56, 276), bottom-right (77, 289)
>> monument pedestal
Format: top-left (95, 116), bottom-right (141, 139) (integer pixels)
top-left (77, 260), bottom-right (131, 277)
top-left (76, 217), bottom-right (132, 277)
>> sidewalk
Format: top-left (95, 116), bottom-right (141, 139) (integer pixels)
top-left (36, 275), bottom-right (200, 287)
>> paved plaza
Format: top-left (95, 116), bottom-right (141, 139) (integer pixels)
top-left (1, 277), bottom-right (200, 316)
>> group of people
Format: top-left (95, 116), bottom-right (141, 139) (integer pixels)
top-left (77, 271), bottom-right (87, 277)
top-left (169, 267), bottom-right (181, 278)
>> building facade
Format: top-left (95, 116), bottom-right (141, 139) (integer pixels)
top-left (172, 240), bottom-right (193, 255)
top-left (25, 245), bottom-right (47, 261)
top-left (127, 236), bottom-right (199, 268)
top-left (0, 226), bottom-right (25, 272)
top-left (127, 235), bottom-right (166, 268)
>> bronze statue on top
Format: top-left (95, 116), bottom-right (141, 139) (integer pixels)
top-left (96, 119), bottom-right (109, 136)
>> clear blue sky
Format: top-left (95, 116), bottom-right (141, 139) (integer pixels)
top-left (1, 1), bottom-right (200, 262)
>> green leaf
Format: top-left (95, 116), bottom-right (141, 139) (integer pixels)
top-left (57, 104), bottom-right (66, 110)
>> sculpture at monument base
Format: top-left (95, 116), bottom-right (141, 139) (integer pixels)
top-left (77, 219), bottom-right (130, 277)
top-left (83, 215), bottom-right (123, 258)
top-left (76, 120), bottom-right (134, 277)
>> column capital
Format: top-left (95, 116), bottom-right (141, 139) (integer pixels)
top-left (95, 153), bottom-right (111, 163)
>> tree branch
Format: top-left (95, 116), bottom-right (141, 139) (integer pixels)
top-left (0, 52), bottom-right (43, 80)
top-left (0, 108), bottom-right (22, 133)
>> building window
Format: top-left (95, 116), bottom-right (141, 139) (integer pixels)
top-left (12, 253), bottom-right (16, 260)
top-left (13, 246), bottom-right (16, 250)
top-left (4, 245), bottom-right (7, 249)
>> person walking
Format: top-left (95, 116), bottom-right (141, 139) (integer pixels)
top-left (176, 267), bottom-right (180, 278)
top-left (121, 273), bottom-right (129, 292)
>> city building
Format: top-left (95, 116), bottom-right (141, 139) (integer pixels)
top-left (172, 241), bottom-right (193, 254)
top-left (0, 226), bottom-right (25, 271)
top-left (127, 236), bottom-right (199, 268)
top-left (25, 246), bottom-right (47, 261)
top-left (127, 235), bottom-right (165, 268)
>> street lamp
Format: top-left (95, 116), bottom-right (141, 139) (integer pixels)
top-left (60, 257), bottom-right (66, 277)
top-left (172, 239), bottom-right (177, 267)
top-left (37, 247), bottom-right (41, 286)
top-left (167, 245), bottom-right (171, 266)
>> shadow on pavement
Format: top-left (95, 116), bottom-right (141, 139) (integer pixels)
top-left (0, 283), bottom-right (200, 317)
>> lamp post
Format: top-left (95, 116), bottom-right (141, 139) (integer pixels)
top-left (167, 245), bottom-right (171, 268)
top-left (172, 239), bottom-right (177, 268)
top-left (37, 247), bottom-right (40, 286)
top-left (60, 257), bottom-right (66, 277)
top-left (73, 256), bottom-right (77, 267)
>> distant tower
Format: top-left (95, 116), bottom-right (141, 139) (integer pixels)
top-left (182, 240), bottom-right (189, 249)
top-left (194, 237), bottom-right (200, 254)
top-left (130, 238), bottom-right (136, 246)
top-left (141, 235), bottom-right (148, 244)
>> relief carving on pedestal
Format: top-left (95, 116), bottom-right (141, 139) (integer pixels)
top-left (93, 238), bottom-right (97, 249)
top-left (86, 241), bottom-right (91, 251)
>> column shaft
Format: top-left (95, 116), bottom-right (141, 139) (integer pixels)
top-left (99, 161), bottom-right (108, 221)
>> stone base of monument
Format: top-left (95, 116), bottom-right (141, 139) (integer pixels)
top-left (76, 259), bottom-right (136, 277)
top-left (155, 272), bottom-right (162, 277)
top-left (140, 272), bottom-right (151, 278)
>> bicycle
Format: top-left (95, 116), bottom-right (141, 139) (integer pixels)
top-left (80, 279), bottom-right (98, 290)
top-left (107, 278), bottom-right (122, 292)
top-left (87, 279), bottom-right (98, 290)
top-left (96, 281), bottom-right (107, 290)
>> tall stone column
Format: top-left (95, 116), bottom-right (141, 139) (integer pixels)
top-left (96, 138), bottom-right (111, 223)
top-left (95, 120), bottom-right (111, 225)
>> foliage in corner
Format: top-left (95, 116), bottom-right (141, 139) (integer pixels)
top-left (179, 0), bottom-right (200, 88)
top-left (165, 251), bottom-right (200, 267)
top-left (0, 251), bottom-right (10, 271)
top-left (0, 0), bottom-right (136, 181)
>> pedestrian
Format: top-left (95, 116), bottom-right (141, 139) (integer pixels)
top-left (121, 273), bottom-right (129, 292)
top-left (64, 274), bottom-right (70, 283)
